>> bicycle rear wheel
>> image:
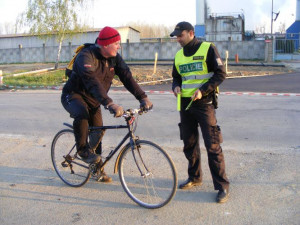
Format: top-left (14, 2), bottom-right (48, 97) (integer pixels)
top-left (51, 129), bottom-right (90, 187)
top-left (118, 140), bottom-right (177, 209)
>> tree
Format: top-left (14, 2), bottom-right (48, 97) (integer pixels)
top-left (0, 22), bottom-right (16, 35)
top-left (17, 0), bottom-right (91, 69)
top-left (277, 22), bottom-right (286, 34)
top-left (126, 22), bottom-right (173, 38)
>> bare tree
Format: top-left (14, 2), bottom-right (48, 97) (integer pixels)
top-left (0, 22), bottom-right (16, 35)
top-left (277, 22), bottom-right (286, 34)
top-left (126, 22), bottom-right (173, 38)
top-left (17, 0), bottom-right (92, 69)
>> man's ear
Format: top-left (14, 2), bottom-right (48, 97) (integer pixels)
top-left (189, 30), bottom-right (194, 37)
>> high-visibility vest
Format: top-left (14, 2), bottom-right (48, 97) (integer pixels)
top-left (175, 42), bottom-right (213, 97)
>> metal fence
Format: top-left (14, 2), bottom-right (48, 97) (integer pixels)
top-left (275, 33), bottom-right (300, 54)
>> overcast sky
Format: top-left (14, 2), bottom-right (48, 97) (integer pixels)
top-left (0, 0), bottom-right (297, 34)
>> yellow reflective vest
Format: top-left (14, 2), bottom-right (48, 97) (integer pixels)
top-left (175, 42), bottom-right (213, 97)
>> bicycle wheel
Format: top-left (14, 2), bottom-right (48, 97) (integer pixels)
top-left (118, 140), bottom-right (177, 209)
top-left (51, 129), bottom-right (91, 187)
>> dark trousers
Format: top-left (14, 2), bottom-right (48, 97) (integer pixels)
top-left (61, 93), bottom-right (103, 154)
top-left (179, 103), bottom-right (229, 191)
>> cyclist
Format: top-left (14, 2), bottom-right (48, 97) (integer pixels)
top-left (61, 26), bottom-right (153, 182)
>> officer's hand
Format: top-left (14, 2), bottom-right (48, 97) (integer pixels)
top-left (173, 86), bottom-right (181, 97)
top-left (139, 97), bottom-right (153, 112)
top-left (107, 103), bottom-right (124, 117)
top-left (192, 89), bottom-right (202, 100)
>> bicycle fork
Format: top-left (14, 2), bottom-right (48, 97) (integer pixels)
top-left (130, 137), bottom-right (151, 178)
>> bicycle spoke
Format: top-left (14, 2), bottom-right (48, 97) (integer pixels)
top-left (119, 140), bottom-right (177, 209)
top-left (51, 129), bottom-right (90, 187)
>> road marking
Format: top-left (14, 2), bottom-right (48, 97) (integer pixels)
top-left (2, 85), bottom-right (299, 97)
top-left (111, 90), bottom-right (300, 97)
top-left (0, 133), bottom-right (25, 138)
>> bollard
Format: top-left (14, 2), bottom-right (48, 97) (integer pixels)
top-left (225, 51), bottom-right (229, 73)
top-left (153, 52), bottom-right (158, 74)
top-left (235, 54), bottom-right (239, 63)
top-left (0, 70), bottom-right (3, 85)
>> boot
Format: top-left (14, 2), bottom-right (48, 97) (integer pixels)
top-left (97, 170), bottom-right (112, 183)
top-left (78, 149), bottom-right (101, 164)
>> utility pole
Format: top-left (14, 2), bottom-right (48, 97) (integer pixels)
top-left (271, 0), bottom-right (273, 37)
top-left (271, 0), bottom-right (280, 38)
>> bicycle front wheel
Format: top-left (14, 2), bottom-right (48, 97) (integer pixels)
top-left (51, 129), bottom-right (91, 187)
top-left (118, 140), bottom-right (177, 209)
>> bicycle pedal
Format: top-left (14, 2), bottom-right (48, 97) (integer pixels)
top-left (89, 163), bottom-right (99, 175)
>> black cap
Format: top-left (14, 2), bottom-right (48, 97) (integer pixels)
top-left (170, 21), bottom-right (194, 37)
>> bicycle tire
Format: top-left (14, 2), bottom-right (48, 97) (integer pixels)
top-left (118, 140), bottom-right (177, 209)
top-left (51, 129), bottom-right (91, 187)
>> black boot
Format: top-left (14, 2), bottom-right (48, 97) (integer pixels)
top-left (178, 178), bottom-right (202, 189)
top-left (216, 189), bottom-right (229, 203)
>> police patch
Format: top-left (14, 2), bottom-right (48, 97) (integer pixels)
top-left (193, 56), bottom-right (204, 60)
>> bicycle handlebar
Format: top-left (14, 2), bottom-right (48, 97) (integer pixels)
top-left (123, 108), bottom-right (143, 118)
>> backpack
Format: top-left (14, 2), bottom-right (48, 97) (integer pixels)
top-left (65, 43), bottom-right (94, 78)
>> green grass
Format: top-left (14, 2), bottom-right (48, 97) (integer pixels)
top-left (3, 69), bottom-right (67, 86)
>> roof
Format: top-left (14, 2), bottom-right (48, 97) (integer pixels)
top-left (286, 21), bottom-right (300, 33)
top-left (0, 26), bottom-right (140, 38)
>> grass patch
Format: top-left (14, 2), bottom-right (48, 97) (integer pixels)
top-left (3, 69), bottom-right (67, 86)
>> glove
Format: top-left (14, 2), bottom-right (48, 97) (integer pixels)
top-left (106, 103), bottom-right (124, 117)
top-left (139, 97), bottom-right (153, 112)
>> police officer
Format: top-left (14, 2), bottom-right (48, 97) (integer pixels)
top-left (61, 26), bottom-right (153, 182)
top-left (170, 21), bottom-right (230, 203)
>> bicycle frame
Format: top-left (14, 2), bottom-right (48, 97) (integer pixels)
top-left (53, 108), bottom-right (178, 208)
top-left (63, 110), bottom-right (141, 174)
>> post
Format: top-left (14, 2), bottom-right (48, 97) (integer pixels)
top-left (235, 54), bottom-right (239, 63)
top-left (43, 43), bottom-right (46, 62)
top-left (0, 70), bottom-right (3, 85)
top-left (271, 0), bottom-right (273, 37)
top-left (225, 50), bottom-right (229, 73)
top-left (153, 52), bottom-right (158, 74)
top-left (19, 44), bottom-right (23, 63)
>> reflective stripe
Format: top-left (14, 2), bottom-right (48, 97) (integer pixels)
top-left (182, 73), bottom-right (213, 81)
top-left (182, 83), bottom-right (205, 89)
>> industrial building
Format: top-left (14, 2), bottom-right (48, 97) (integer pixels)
top-left (286, 0), bottom-right (300, 51)
top-left (194, 0), bottom-right (245, 41)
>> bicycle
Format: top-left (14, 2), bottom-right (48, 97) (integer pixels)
top-left (51, 108), bottom-right (178, 209)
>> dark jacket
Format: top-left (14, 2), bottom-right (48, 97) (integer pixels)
top-left (172, 37), bottom-right (226, 104)
top-left (63, 45), bottom-right (147, 108)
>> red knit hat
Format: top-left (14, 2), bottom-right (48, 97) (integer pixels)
top-left (96, 26), bottom-right (121, 46)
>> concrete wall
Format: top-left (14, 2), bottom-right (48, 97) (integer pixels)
top-left (0, 40), bottom-right (266, 64)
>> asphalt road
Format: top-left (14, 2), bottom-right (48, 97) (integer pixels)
top-left (111, 72), bottom-right (300, 93)
top-left (0, 73), bottom-right (299, 225)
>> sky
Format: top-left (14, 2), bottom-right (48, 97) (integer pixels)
top-left (0, 0), bottom-right (297, 34)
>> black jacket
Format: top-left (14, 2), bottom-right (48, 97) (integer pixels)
top-left (172, 37), bottom-right (226, 104)
top-left (63, 45), bottom-right (147, 108)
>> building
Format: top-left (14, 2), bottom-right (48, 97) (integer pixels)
top-left (286, 0), bottom-right (300, 51)
top-left (205, 13), bottom-right (245, 42)
top-left (0, 26), bottom-right (140, 50)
